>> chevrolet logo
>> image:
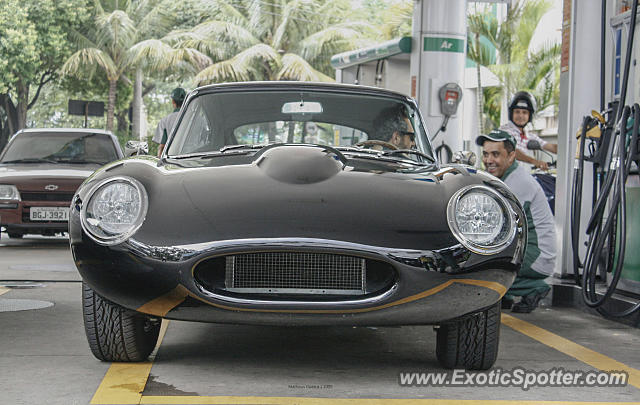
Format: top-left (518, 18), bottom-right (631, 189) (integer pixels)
top-left (44, 184), bottom-right (59, 191)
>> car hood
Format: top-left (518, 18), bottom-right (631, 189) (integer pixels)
top-left (84, 146), bottom-right (510, 250)
top-left (0, 163), bottom-right (100, 192)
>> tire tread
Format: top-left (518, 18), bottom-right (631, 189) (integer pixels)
top-left (82, 283), bottom-right (159, 362)
top-left (436, 301), bottom-right (501, 370)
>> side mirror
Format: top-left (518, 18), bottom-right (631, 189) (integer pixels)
top-left (124, 140), bottom-right (149, 157)
top-left (452, 150), bottom-right (477, 166)
top-left (526, 140), bottom-right (542, 150)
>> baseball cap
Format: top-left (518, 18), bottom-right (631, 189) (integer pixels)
top-left (171, 87), bottom-right (186, 103)
top-left (475, 129), bottom-right (517, 148)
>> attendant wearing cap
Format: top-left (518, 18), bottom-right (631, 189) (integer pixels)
top-left (500, 91), bottom-right (558, 170)
top-left (476, 129), bottom-right (556, 313)
top-left (153, 87), bottom-right (186, 157)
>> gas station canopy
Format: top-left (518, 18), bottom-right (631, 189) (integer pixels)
top-left (330, 37), bottom-right (412, 70)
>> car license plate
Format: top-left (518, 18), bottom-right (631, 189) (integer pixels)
top-left (30, 207), bottom-right (69, 222)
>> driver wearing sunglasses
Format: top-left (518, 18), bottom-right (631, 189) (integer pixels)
top-left (373, 105), bottom-right (417, 150)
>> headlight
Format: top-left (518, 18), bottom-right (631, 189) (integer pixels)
top-left (446, 185), bottom-right (516, 255)
top-left (80, 176), bottom-right (148, 245)
top-left (0, 185), bottom-right (20, 201)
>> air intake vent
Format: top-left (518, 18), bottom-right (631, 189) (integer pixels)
top-left (225, 252), bottom-right (366, 295)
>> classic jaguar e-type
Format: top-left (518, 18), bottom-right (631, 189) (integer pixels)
top-left (70, 82), bottom-right (525, 370)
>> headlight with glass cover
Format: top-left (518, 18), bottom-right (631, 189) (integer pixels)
top-left (80, 176), bottom-right (148, 245)
top-left (446, 185), bottom-right (517, 255)
top-left (0, 185), bottom-right (20, 201)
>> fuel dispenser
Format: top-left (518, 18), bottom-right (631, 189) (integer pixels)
top-left (569, 0), bottom-right (640, 317)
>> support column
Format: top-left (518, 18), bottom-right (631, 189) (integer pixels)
top-left (410, 0), bottom-right (468, 158)
top-left (556, 0), bottom-right (607, 278)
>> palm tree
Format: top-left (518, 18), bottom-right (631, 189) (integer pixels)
top-left (467, 11), bottom-right (498, 133)
top-left (61, 0), bottom-right (209, 132)
top-left (467, 0), bottom-right (561, 123)
top-left (172, 0), bottom-right (372, 85)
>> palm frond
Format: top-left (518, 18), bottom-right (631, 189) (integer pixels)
top-left (517, 41), bottom-right (560, 90)
top-left (190, 20), bottom-right (259, 51)
top-left (233, 43), bottom-right (280, 70)
top-left (61, 48), bottom-right (118, 80)
top-left (195, 43), bottom-right (280, 84)
top-left (247, 0), bottom-right (276, 40)
top-left (134, 0), bottom-right (176, 40)
top-left (127, 38), bottom-right (174, 69)
top-left (380, 0), bottom-right (413, 39)
top-left (515, 0), bottom-right (552, 56)
top-left (209, 0), bottom-right (251, 28)
top-left (468, 12), bottom-right (499, 52)
top-left (194, 60), bottom-right (253, 84)
top-left (272, 0), bottom-right (305, 50)
top-left (297, 24), bottom-right (369, 62)
top-left (276, 53), bottom-right (334, 82)
top-left (467, 31), bottom-right (495, 67)
top-left (92, 0), bottom-right (105, 16)
top-left (171, 48), bottom-right (213, 73)
top-left (95, 9), bottom-right (137, 52)
top-left (68, 27), bottom-right (99, 50)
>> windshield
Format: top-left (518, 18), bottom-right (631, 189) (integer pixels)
top-left (166, 89), bottom-right (433, 162)
top-left (0, 132), bottom-right (119, 165)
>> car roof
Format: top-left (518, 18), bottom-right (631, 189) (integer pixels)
top-left (16, 128), bottom-right (114, 136)
top-left (193, 81), bottom-right (412, 100)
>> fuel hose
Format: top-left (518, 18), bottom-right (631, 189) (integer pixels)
top-left (580, 105), bottom-right (640, 317)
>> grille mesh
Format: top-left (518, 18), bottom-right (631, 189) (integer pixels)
top-left (225, 252), bottom-right (365, 294)
top-left (20, 192), bottom-right (74, 202)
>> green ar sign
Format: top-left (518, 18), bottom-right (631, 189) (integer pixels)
top-left (423, 37), bottom-right (465, 53)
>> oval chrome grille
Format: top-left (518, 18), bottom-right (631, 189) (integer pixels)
top-left (224, 252), bottom-right (366, 295)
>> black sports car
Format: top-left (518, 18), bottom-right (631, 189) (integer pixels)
top-left (70, 82), bottom-right (525, 370)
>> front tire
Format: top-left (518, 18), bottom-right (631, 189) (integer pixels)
top-left (436, 301), bottom-right (501, 370)
top-left (82, 282), bottom-right (160, 362)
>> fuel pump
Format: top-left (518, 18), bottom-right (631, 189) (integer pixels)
top-left (569, 0), bottom-right (640, 318)
top-left (576, 105), bottom-right (640, 317)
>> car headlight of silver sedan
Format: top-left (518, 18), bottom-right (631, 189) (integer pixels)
top-left (0, 185), bottom-right (20, 201)
top-left (446, 185), bottom-right (517, 255)
top-left (80, 176), bottom-right (148, 245)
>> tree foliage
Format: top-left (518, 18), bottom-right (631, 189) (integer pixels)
top-left (467, 0), bottom-right (561, 126)
top-left (174, 0), bottom-right (373, 85)
top-left (61, 0), bottom-right (208, 132)
top-left (0, 0), bottom-right (89, 150)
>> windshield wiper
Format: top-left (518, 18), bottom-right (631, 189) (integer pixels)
top-left (219, 144), bottom-right (272, 153)
top-left (170, 144), bottom-right (274, 159)
top-left (336, 146), bottom-right (435, 166)
top-left (1, 158), bottom-right (59, 164)
top-left (382, 149), bottom-right (436, 163)
top-left (53, 158), bottom-right (106, 164)
top-left (334, 146), bottom-right (386, 156)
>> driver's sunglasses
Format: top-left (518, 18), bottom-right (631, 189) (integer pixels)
top-left (400, 131), bottom-right (416, 141)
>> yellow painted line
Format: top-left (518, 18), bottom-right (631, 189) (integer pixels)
top-left (90, 320), bottom-right (170, 405)
top-left (137, 285), bottom-right (189, 317)
top-left (139, 397), bottom-right (640, 405)
top-left (502, 313), bottom-right (640, 390)
top-left (92, 295), bottom-right (640, 405)
top-left (0, 287), bottom-right (10, 296)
